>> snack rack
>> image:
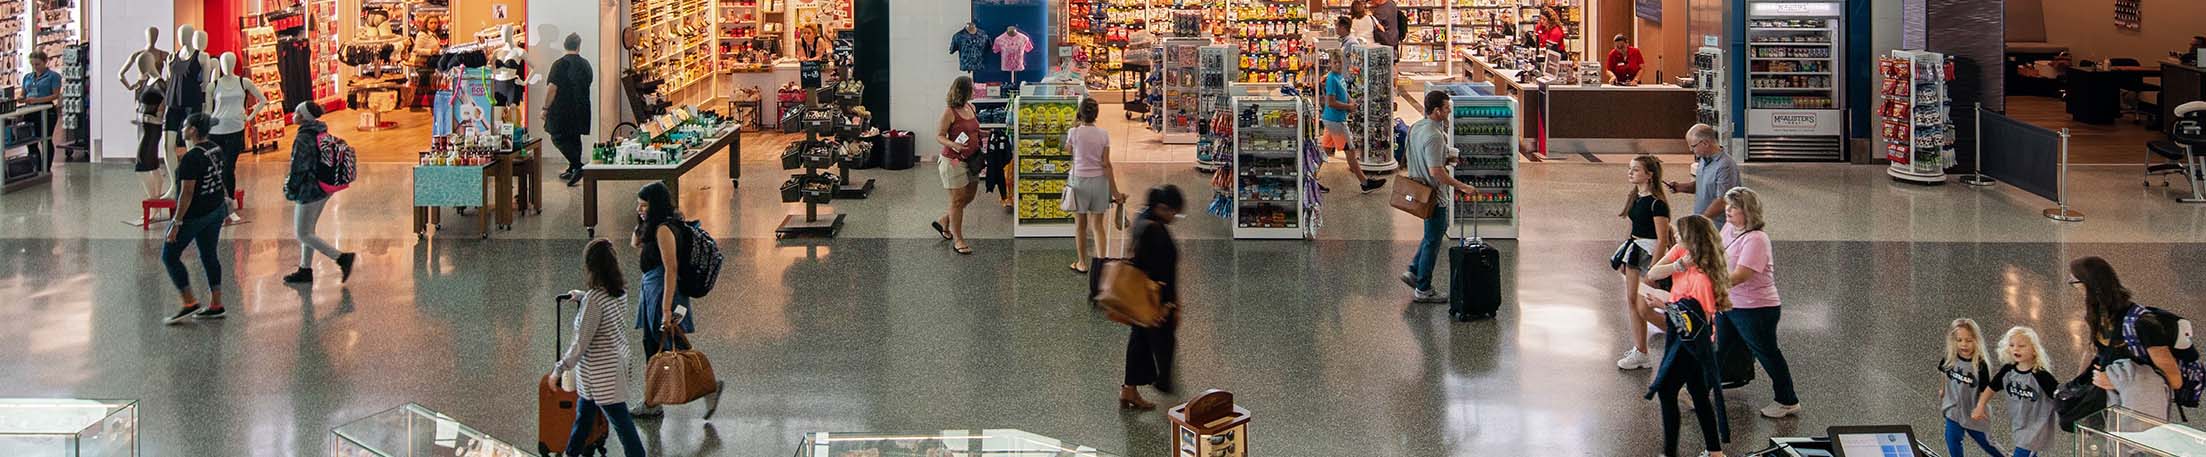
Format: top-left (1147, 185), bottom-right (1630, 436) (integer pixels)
top-left (1228, 0), bottom-right (1307, 84)
top-left (1880, 49), bottom-right (1952, 184)
top-left (1346, 43), bottom-right (1399, 174)
top-left (1012, 95), bottom-right (1082, 238)
top-left (1693, 46), bottom-right (1727, 144)
top-left (1230, 95), bottom-right (1307, 239)
top-left (1448, 93), bottom-right (1520, 239)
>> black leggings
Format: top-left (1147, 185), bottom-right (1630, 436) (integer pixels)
top-left (1657, 349), bottom-right (1722, 456)
top-left (211, 131), bottom-right (246, 197)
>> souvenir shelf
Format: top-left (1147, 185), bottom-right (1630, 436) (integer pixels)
top-left (1880, 49), bottom-right (1952, 185)
top-left (1517, 0), bottom-right (1583, 57)
top-left (1230, 0), bottom-right (1307, 83)
top-left (1156, 38), bottom-right (1205, 144)
top-left (58, 44), bottom-right (88, 149)
top-left (1012, 95), bottom-right (1081, 238)
top-left (0, 0), bottom-right (23, 92)
top-left (240, 20), bottom-right (286, 152)
top-left (717, 0), bottom-right (779, 73)
top-left (28, 0), bottom-right (75, 63)
top-left (1193, 44), bottom-right (1234, 172)
top-left (632, 0), bottom-right (716, 101)
top-left (776, 99), bottom-right (851, 239)
top-left (1071, 0), bottom-right (1148, 91)
top-left (309, 0), bottom-right (343, 107)
top-left (1156, 0), bottom-right (1222, 37)
top-left (1693, 46), bottom-right (1727, 139)
top-left (1230, 95), bottom-right (1308, 239)
top-left (1346, 43), bottom-right (1399, 173)
top-left (1321, 0), bottom-right (1451, 65)
top-left (1449, 94), bottom-right (1519, 239)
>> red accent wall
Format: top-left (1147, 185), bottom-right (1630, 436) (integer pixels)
top-left (203, 0), bottom-right (243, 74)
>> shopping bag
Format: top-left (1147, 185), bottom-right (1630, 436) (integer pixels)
top-left (643, 324), bottom-right (720, 407)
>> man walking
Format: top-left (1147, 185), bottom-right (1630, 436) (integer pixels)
top-left (1400, 91), bottom-right (1480, 302)
top-left (546, 34), bottom-right (594, 187)
top-left (1666, 124), bottom-right (1742, 228)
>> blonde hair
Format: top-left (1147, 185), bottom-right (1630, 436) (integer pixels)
top-left (1998, 326), bottom-right (2055, 373)
top-left (1723, 187), bottom-right (1766, 232)
top-left (1672, 215), bottom-right (1732, 311)
top-left (1944, 318), bottom-right (1990, 370)
top-left (946, 75), bottom-right (974, 108)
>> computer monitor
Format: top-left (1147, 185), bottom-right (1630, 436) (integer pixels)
top-left (1828, 425), bottom-right (1919, 457)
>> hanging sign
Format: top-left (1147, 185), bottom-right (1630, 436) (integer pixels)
top-left (1636, 0), bottom-right (1662, 23)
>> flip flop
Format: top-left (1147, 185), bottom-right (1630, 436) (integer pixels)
top-left (931, 221), bottom-right (952, 240)
top-left (1070, 263), bottom-right (1088, 274)
top-left (954, 243), bottom-right (973, 255)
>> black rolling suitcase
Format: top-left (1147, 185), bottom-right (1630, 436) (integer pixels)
top-left (1448, 222), bottom-right (1502, 322)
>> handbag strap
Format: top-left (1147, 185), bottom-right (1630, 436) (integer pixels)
top-left (661, 321), bottom-right (692, 350)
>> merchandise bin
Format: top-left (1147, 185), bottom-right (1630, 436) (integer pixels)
top-left (2075, 406), bottom-right (2206, 456)
top-left (792, 429), bottom-right (1119, 457)
top-left (0, 398), bottom-right (137, 457)
top-left (330, 403), bottom-right (527, 457)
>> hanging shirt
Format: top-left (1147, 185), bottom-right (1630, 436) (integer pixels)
top-left (994, 31), bottom-right (1033, 73)
top-left (951, 30), bottom-right (990, 73)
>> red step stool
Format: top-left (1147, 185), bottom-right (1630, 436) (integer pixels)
top-left (140, 191), bottom-right (245, 230)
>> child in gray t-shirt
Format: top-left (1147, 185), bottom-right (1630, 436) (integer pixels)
top-left (1940, 318), bottom-right (2004, 457)
top-left (1995, 326), bottom-right (2062, 457)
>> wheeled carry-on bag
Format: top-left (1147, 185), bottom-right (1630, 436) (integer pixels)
top-left (1449, 219), bottom-right (1503, 322)
top-left (539, 294), bottom-right (609, 457)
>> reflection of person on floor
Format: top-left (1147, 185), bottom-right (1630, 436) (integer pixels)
top-left (281, 102), bottom-right (358, 285)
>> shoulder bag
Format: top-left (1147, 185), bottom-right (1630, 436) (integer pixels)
top-left (1389, 174), bottom-right (1438, 219)
top-left (1094, 207), bottom-right (1166, 327)
top-left (643, 324), bottom-right (720, 407)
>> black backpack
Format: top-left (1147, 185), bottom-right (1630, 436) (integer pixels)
top-left (674, 220), bottom-right (724, 298)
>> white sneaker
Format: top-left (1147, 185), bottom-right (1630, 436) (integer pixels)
top-left (1648, 322), bottom-right (1667, 335)
top-left (1412, 289), bottom-right (1446, 303)
top-left (1760, 402), bottom-right (1802, 418)
top-left (1616, 349), bottom-right (1652, 370)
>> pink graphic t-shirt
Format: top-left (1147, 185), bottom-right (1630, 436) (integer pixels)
top-left (994, 32), bottom-right (1032, 72)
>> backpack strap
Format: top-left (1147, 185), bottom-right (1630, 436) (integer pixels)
top-left (2124, 304), bottom-right (2152, 360)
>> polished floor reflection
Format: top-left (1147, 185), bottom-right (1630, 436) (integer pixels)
top-left (2, 155), bottom-right (2204, 456)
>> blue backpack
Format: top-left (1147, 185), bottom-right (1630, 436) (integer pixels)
top-left (2121, 305), bottom-right (2205, 410)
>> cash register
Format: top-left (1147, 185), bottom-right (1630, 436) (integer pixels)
top-left (1749, 425), bottom-right (1941, 457)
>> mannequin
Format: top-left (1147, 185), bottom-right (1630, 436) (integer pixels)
top-left (120, 27), bottom-right (171, 200)
top-left (161, 25), bottom-right (211, 199)
top-left (950, 22), bottom-right (988, 75)
top-left (993, 25), bottom-right (1033, 85)
top-left (489, 25), bottom-right (535, 109)
top-left (208, 52), bottom-right (266, 221)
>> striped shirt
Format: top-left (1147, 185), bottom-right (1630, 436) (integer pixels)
top-left (556, 289), bottom-right (633, 403)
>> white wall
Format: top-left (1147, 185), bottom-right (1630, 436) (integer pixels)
top-left (889, 0), bottom-right (970, 160)
top-left (525, 0), bottom-right (606, 142)
top-left (92, 2), bottom-right (176, 160)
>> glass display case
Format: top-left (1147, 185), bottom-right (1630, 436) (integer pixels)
top-left (0, 398), bottom-right (137, 457)
top-left (792, 429), bottom-right (1120, 457)
top-left (330, 403), bottom-right (528, 457)
top-left (2074, 406), bottom-right (2206, 456)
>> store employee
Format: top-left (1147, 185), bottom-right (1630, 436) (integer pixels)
top-left (1606, 34), bottom-right (1645, 85)
top-left (20, 51), bottom-right (62, 165)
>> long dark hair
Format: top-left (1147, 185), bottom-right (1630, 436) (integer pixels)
top-left (1672, 215), bottom-right (1732, 312)
top-left (2072, 256), bottom-right (2133, 340)
top-left (584, 239), bottom-right (626, 297)
top-left (1620, 155), bottom-right (1667, 217)
top-left (637, 181), bottom-right (681, 229)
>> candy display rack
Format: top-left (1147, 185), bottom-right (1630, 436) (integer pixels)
top-left (1012, 95), bottom-right (1082, 238)
top-left (1880, 49), bottom-right (1951, 185)
top-left (1447, 92), bottom-right (1520, 239)
top-left (1346, 43), bottom-right (1400, 174)
top-left (1156, 38), bottom-right (1205, 144)
top-left (1230, 95), bottom-right (1307, 239)
top-left (1229, 0), bottom-right (1307, 83)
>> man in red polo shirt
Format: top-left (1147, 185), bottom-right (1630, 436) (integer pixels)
top-left (1606, 34), bottom-right (1645, 85)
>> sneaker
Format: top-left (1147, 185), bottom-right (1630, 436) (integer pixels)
top-left (336, 253), bottom-right (357, 282)
top-left (194, 306), bottom-right (227, 320)
top-left (164, 305), bottom-right (202, 325)
top-left (1412, 289), bottom-right (1447, 303)
top-left (1617, 349), bottom-right (1652, 370)
top-left (282, 268), bottom-right (315, 284)
top-left (1720, 379), bottom-right (1753, 390)
top-left (630, 404), bottom-right (663, 417)
top-left (1400, 271), bottom-right (1418, 290)
top-left (1359, 179), bottom-right (1385, 194)
top-left (1760, 402), bottom-right (1803, 418)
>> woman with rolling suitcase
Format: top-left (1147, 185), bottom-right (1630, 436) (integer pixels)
top-left (549, 239), bottom-right (647, 457)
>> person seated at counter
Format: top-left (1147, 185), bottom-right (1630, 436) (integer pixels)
top-left (1606, 34), bottom-right (1644, 85)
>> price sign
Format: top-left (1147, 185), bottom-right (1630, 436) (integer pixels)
top-left (801, 61), bottom-right (824, 89)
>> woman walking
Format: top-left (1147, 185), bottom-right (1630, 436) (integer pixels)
top-left (162, 113), bottom-right (233, 325)
top-left (1614, 155), bottom-right (1673, 370)
top-left (1641, 214), bottom-right (1733, 457)
top-left (1714, 187), bottom-right (1801, 418)
top-left (550, 239), bottom-right (648, 457)
top-left (1067, 98), bottom-right (1125, 273)
top-left (2074, 256), bottom-right (2186, 420)
top-left (631, 182), bottom-right (722, 418)
top-left (280, 102), bottom-right (356, 284)
top-left (934, 76), bottom-right (985, 255)
top-left (1120, 185), bottom-right (1185, 410)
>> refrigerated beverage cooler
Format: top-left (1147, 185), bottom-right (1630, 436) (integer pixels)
top-left (1744, 1), bottom-right (1846, 161)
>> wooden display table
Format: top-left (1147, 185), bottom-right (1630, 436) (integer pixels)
top-left (410, 139), bottom-right (545, 238)
top-left (577, 127), bottom-right (742, 235)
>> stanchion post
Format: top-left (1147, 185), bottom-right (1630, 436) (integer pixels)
top-left (2044, 128), bottom-right (2085, 222)
top-left (1960, 102), bottom-right (1996, 187)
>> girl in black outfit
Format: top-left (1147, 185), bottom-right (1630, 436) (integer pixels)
top-left (1613, 154), bottom-right (1674, 370)
top-left (1121, 185), bottom-right (1185, 411)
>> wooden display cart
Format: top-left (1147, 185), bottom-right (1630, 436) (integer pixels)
top-left (1167, 390), bottom-right (1251, 457)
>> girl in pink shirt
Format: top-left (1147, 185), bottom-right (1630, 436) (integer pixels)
top-left (1713, 187), bottom-right (1802, 418)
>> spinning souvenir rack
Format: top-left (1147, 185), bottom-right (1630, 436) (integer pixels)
top-left (775, 85), bottom-right (869, 239)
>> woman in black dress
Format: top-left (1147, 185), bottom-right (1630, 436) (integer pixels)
top-left (1121, 185), bottom-right (1185, 410)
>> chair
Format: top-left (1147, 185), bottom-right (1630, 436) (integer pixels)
top-left (2147, 101), bottom-right (2206, 203)
top-left (2110, 58), bottom-right (2164, 125)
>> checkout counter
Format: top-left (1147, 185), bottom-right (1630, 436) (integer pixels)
top-left (1460, 53), bottom-right (1698, 155)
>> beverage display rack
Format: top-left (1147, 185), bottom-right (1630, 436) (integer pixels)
top-left (1012, 95), bottom-right (1082, 238)
top-left (1346, 43), bottom-right (1399, 173)
top-left (1743, 1), bottom-right (1847, 161)
top-left (1693, 46), bottom-right (1727, 143)
top-left (1156, 38), bottom-right (1205, 144)
top-left (1230, 95), bottom-right (1308, 239)
top-left (1449, 93), bottom-right (1520, 239)
top-left (1880, 49), bottom-right (1952, 185)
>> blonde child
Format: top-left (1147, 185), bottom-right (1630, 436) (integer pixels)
top-left (1939, 318), bottom-right (2005, 457)
top-left (1994, 327), bottom-right (2060, 457)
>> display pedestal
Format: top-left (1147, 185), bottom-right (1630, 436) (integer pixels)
top-left (331, 403), bottom-right (526, 457)
top-left (1167, 390), bottom-right (1251, 457)
top-left (0, 398), bottom-right (137, 457)
top-left (777, 211), bottom-right (846, 238)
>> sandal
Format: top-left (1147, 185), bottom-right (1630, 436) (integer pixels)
top-left (954, 243), bottom-right (973, 255)
top-left (1070, 262), bottom-right (1088, 274)
top-left (930, 221), bottom-right (951, 240)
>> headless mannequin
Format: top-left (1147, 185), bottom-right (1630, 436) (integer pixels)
top-left (1000, 26), bottom-right (1027, 85)
top-left (489, 25), bottom-right (544, 126)
top-left (121, 27), bottom-right (171, 199)
top-left (160, 26), bottom-right (213, 199)
top-left (209, 53), bottom-right (268, 134)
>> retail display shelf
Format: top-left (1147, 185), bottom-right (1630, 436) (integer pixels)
top-left (1230, 95), bottom-right (1308, 239)
top-left (1346, 43), bottom-right (1399, 174)
top-left (1448, 92), bottom-right (1519, 239)
top-left (1013, 96), bottom-right (1082, 238)
top-left (1880, 49), bottom-right (1953, 184)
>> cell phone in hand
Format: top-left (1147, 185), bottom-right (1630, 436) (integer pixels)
top-left (954, 132), bottom-right (970, 146)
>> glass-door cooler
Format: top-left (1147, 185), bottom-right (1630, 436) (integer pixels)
top-left (1743, 1), bottom-right (1845, 161)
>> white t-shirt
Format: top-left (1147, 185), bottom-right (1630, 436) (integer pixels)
top-left (208, 76), bottom-right (250, 135)
top-left (1350, 16), bottom-right (1381, 44)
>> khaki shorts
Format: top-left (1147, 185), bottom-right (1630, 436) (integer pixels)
top-left (939, 157), bottom-right (977, 189)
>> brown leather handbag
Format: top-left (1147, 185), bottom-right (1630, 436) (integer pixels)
top-left (1095, 260), bottom-right (1166, 327)
top-left (1389, 174), bottom-right (1439, 219)
top-left (643, 324), bottom-right (719, 407)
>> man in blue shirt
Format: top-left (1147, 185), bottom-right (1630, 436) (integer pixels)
top-left (20, 51), bottom-right (62, 166)
top-left (1666, 124), bottom-right (1743, 228)
top-left (1323, 17), bottom-right (1382, 194)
